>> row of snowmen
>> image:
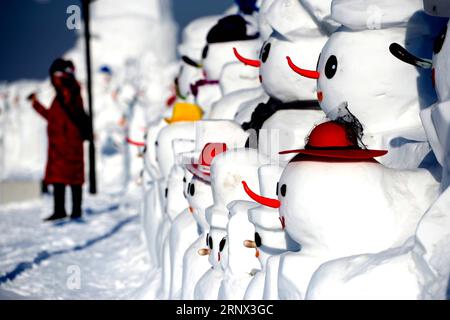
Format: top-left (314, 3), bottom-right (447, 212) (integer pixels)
top-left (138, 0), bottom-right (450, 299)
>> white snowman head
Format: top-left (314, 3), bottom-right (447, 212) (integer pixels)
top-left (177, 16), bottom-right (222, 101)
top-left (245, 164), bottom-right (300, 267)
top-left (155, 121), bottom-right (196, 180)
top-left (233, 0), bottom-right (329, 102)
top-left (186, 176), bottom-right (214, 232)
top-left (143, 119), bottom-right (166, 179)
top-left (287, 0), bottom-right (439, 135)
top-left (202, 14), bottom-right (262, 81)
top-left (226, 200), bottom-right (261, 275)
top-left (165, 165), bottom-right (190, 221)
top-left (201, 148), bottom-right (271, 268)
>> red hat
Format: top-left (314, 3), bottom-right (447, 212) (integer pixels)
top-left (279, 121), bottom-right (388, 160)
top-left (186, 143), bottom-right (227, 182)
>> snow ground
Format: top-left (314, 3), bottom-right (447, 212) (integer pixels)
top-left (0, 189), bottom-right (160, 300)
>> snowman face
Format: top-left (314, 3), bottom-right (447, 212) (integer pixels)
top-left (165, 167), bottom-right (189, 220)
top-left (155, 122), bottom-right (196, 179)
top-left (177, 62), bottom-right (203, 98)
top-left (186, 176), bottom-right (214, 231)
top-left (433, 24), bottom-right (450, 102)
top-left (315, 28), bottom-right (430, 133)
top-left (207, 228), bottom-right (227, 270)
top-left (260, 34), bottom-right (326, 102)
top-left (277, 160), bottom-right (397, 255)
top-left (202, 39), bottom-right (261, 81)
top-left (226, 208), bottom-right (260, 274)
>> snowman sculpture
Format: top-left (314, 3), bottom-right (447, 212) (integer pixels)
top-left (243, 165), bottom-right (300, 300)
top-left (306, 1), bottom-right (450, 299)
top-left (153, 122), bottom-right (197, 298)
top-left (194, 148), bottom-right (270, 299)
top-left (243, 121), bottom-right (439, 299)
top-left (174, 15), bottom-right (221, 108)
top-left (180, 120), bottom-right (249, 299)
top-left (181, 144), bottom-right (224, 300)
top-left (195, 14), bottom-right (262, 114)
top-left (286, 0), bottom-right (441, 170)
top-left (207, 0), bottom-right (277, 121)
top-left (232, 0), bottom-right (330, 149)
top-left (159, 140), bottom-right (196, 299)
top-left (141, 119), bottom-right (166, 268)
top-left (217, 200), bottom-right (261, 299)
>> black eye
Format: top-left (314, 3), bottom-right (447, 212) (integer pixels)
top-left (261, 42), bottom-right (271, 63)
top-left (255, 232), bottom-right (262, 247)
top-left (165, 188), bottom-right (168, 198)
top-left (206, 233), bottom-right (209, 246)
top-left (155, 141), bottom-right (158, 146)
top-left (219, 237), bottom-right (226, 252)
top-left (189, 183), bottom-right (195, 196)
top-left (434, 25), bottom-right (447, 55)
top-left (276, 182), bottom-right (279, 196)
top-left (325, 55), bottom-right (338, 79)
top-left (183, 177), bottom-right (186, 183)
top-left (202, 45), bottom-right (209, 59)
top-left (280, 184), bottom-right (287, 197)
top-left (208, 236), bottom-right (213, 250)
top-left (143, 146), bottom-right (147, 154)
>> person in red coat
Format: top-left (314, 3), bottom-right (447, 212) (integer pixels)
top-left (29, 59), bottom-right (88, 221)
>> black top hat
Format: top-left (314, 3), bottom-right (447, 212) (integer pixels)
top-left (206, 15), bottom-right (259, 44)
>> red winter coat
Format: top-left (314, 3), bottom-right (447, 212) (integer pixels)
top-left (33, 95), bottom-right (85, 185)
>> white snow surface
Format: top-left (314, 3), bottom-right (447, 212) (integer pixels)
top-left (0, 190), bottom-right (160, 299)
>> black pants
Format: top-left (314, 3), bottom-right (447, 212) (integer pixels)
top-left (53, 184), bottom-right (82, 217)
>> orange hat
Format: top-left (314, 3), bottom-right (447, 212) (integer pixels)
top-left (164, 102), bottom-right (203, 124)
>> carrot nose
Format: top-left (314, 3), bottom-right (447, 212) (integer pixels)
top-left (198, 248), bottom-right (210, 256)
top-left (242, 181), bottom-right (281, 209)
top-left (188, 207), bottom-right (194, 214)
top-left (244, 240), bottom-right (257, 248)
top-left (255, 249), bottom-right (260, 258)
top-left (233, 47), bottom-right (261, 68)
top-left (286, 56), bottom-right (320, 79)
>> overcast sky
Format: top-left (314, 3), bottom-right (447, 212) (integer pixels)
top-left (0, 0), bottom-right (232, 82)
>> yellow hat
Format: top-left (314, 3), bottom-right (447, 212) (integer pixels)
top-left (164, 102), bottom-right (204, 124)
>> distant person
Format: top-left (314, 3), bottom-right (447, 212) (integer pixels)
top-left (29, 58), bottom-right (91, 221)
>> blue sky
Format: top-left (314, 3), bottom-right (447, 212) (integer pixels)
top-left (0, 0), bottom-right (233, 82)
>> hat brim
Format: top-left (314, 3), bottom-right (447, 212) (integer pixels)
top-left (185, 163), bottom-right (211, 183)
top-left (279, 149), bottom-right (388, 160)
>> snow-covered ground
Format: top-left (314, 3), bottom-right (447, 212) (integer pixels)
top-left (0, 190), bottom-right (160, 300)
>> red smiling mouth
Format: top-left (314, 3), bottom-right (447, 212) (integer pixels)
top-left (233, 47), bottom-right (261, 68)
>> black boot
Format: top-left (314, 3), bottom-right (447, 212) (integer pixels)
top-left (70, 185), bottom-right (83, 219)
top-left (45, 184), bottom-right (67, 221)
